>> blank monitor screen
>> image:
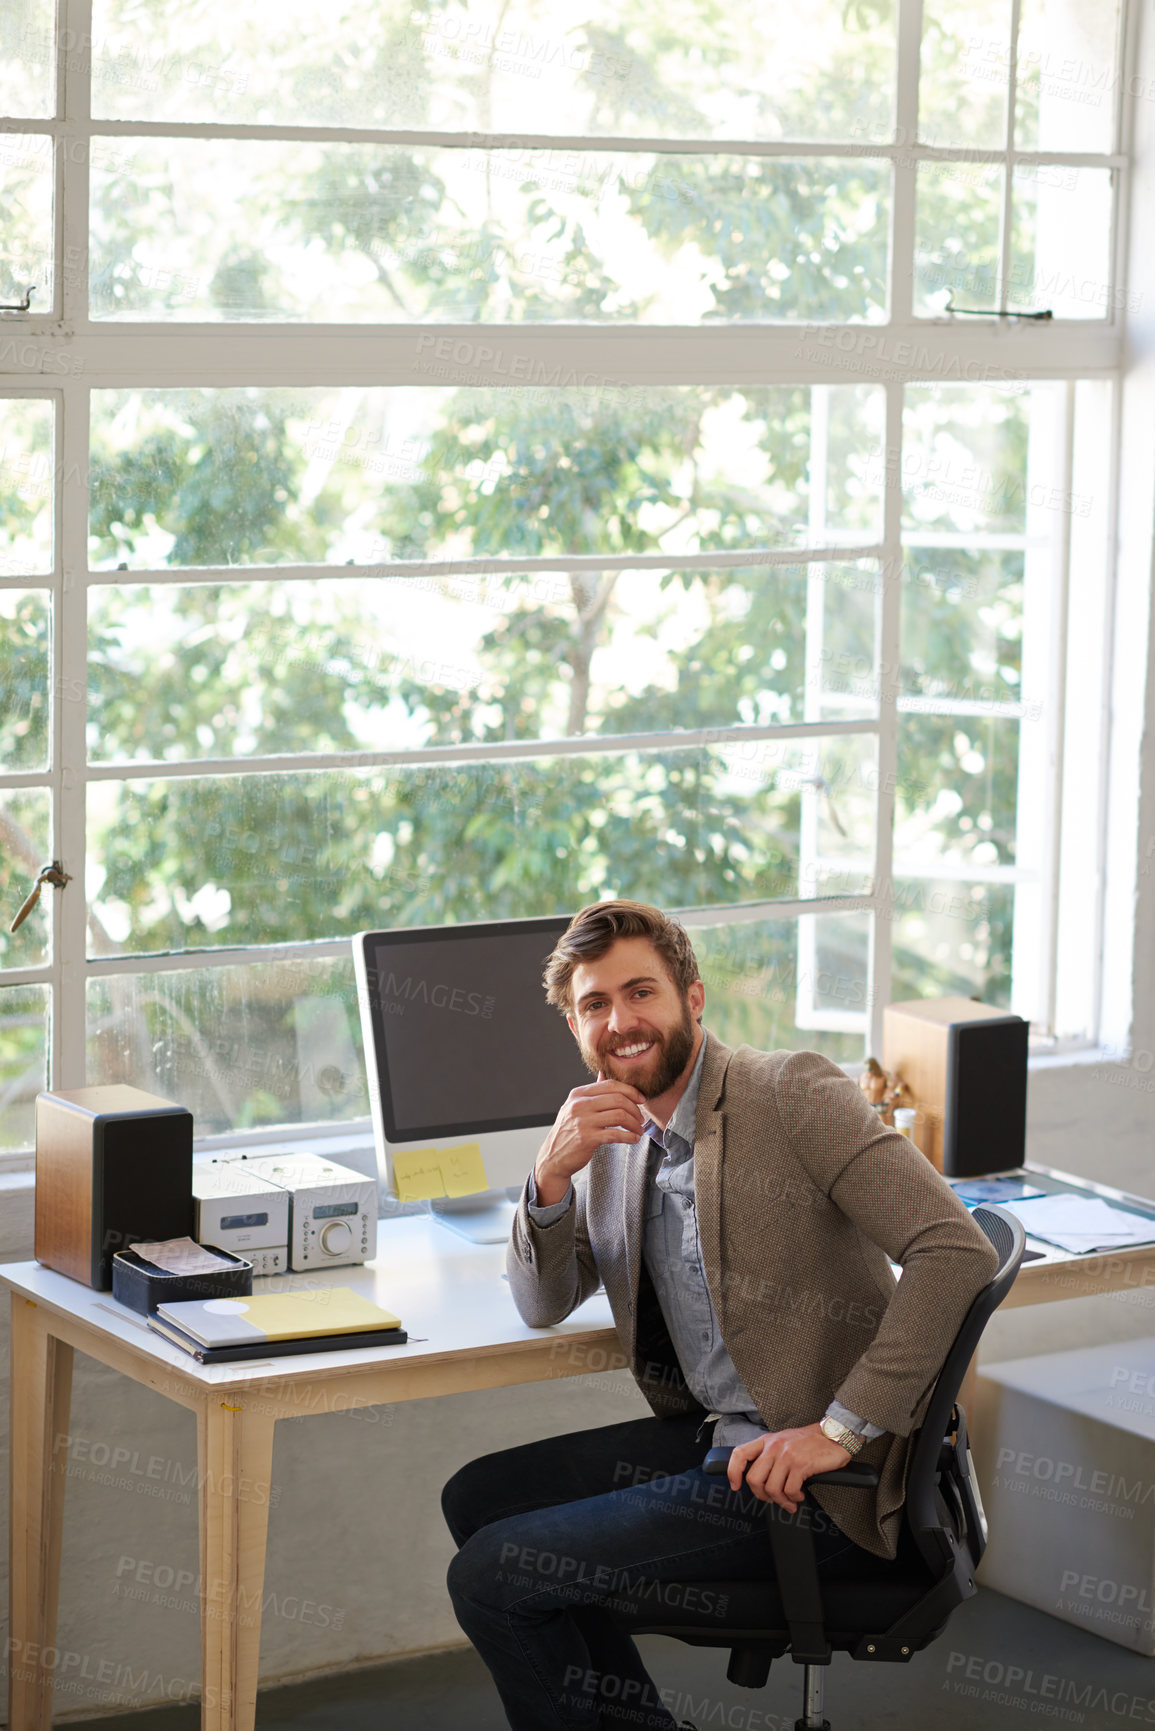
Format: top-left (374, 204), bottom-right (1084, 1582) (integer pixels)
top-left (359, 918), bottom-right (591, 1142)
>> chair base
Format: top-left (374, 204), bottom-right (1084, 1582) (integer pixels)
top-left (795, 1660), bottom-right (829, 1730)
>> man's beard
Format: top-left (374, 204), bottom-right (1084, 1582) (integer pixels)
top-left (579, 998), bottom-right (696, 1100)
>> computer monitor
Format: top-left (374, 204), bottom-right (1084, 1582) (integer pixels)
top-left (353, 916), bottom-right (591, 1242)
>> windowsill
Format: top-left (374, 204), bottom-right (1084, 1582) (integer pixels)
top-left (1025, 1042), bottom-right (1120, 1070)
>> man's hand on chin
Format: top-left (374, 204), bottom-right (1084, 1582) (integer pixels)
top-left (725, 1424), bottom-right (852, 1513)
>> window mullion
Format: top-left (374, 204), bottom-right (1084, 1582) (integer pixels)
top-left (56, 383), bottom-right (90, 1087)
top-left (87, 547), bottom-right (886, 586)
top-left (45, 326), bottom-right (1125, 388)
top-left (890, 0), bottom-right (922, 324)
top-left (53, 8), bottom-right (94, 1081)
top-left (1037, 383), bottom-right (1076, 1036)
top-left (998, 0), bottom-right (1023, 310)
top-left (84, 717), bottom-right (883, 781)
top-left (1091, 375), bottom-right (1124, 1049)
top-left (58, 0), bottom-right (92, 326)
top-left (871, 383), bottom-right (904, 1056)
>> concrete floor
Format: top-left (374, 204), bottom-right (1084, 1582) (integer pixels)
top-left (61, 1587), bottom-right (1155, 1731)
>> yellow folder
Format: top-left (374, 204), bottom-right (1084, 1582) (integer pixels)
top-left (155, 1287), bottom-right (401, 1348)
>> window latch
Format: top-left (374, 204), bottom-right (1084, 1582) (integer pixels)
top-left (10, 861), bottom-right (72, 934)
top-left (944, 292), bottom-right (1053, 321)
top-left (0, 287), bottom-right (36, 313)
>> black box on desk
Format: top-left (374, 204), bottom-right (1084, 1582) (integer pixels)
top-left (35, 1084), bottom-right (194, 1289)
top-left (112, 1247), bottom-right (253, 1316)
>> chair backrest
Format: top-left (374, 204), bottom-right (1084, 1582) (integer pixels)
top-left (901, 1203), bottom-right (1025, 1577)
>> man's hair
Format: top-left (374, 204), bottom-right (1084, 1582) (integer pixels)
top-left (543, 900), bottom-right (701, 1017)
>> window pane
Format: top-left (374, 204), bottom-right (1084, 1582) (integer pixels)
top-left (90, 139), bottom-right (890, 325)
top-left (694, 912), bottom-right (868, 1063)
top-left (85, 918), bottom-right (869, 1141)
top-left (1, 789), bottom-right (51, 967)
top-left (0, 588), bottom-right (50, 770)
top-left (895, 712), bottom-right (1019, 872)
top-left (807, 563), bottom-right (880, 722)
top-left (1015, 0), bottom-right (1120, 154)
top-left (914, 161), bottom-right (1002, 318)
top-left (919, 0), bottom-right (1011, 149)
top-left (88, 562), bottom-right (879, 764)
top-left (1010, 166), bottom-right (1114, 321)
top-left (899, 549), bottom-right (1022, 707)
top-left (0, 396), bottom-right (53, 575)
top-left (0, 133), bottom-right (53, 312)
top-left (0, 983), bottom-right (49, 1153)
top-left (86, 738), bottom-right (875, 956)
top-left (92, 0), bottom-right (895, 143)
top-left (88, 958), bottom-right (368, 1137)
top-left (889, 877), bottom-right (1013, 1004)
top-left (89, 386), bottom-right (883, 571)
top-left (902, 384), bottom-right (1050, 537)
top-left (0, 2), bottom-right (54, 119)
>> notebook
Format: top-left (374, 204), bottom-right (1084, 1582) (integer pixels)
top-left (147, 1314), bottom-right (407, 1363)
top-left (154, 1287), bottom-right (402, 1348)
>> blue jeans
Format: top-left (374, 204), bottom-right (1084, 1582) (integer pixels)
top-left (442, 1414), bottom-right (875, 1731)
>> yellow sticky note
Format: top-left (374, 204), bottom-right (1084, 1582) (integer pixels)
top-left (393, 1149), bottom-right (448, 1202)
top-left (439, 1142), bottom-right (489, 1198)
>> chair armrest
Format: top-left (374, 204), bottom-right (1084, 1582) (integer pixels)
top-left (762, 1463), bottom-right (879, 1665)
top-left (806, 1463), bottom-right (879, 1489)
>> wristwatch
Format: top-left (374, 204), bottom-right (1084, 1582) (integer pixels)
top-left (819, 1415), bottom-right (866, 1456)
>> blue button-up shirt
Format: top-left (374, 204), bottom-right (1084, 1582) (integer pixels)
top-left (527, 1038), bottom-right (885, 1449)
top-left (639, 1041), bottom-right (766, 1446)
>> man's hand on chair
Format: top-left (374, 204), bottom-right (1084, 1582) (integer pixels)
top-left (725, 1424), bottom-right (852, 1513)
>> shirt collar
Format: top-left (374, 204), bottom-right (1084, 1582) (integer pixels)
top-left (643, 1032), bottom-right (707, 1158)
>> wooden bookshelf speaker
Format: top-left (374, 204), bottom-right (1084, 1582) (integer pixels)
top-left (882, 997), bottom-right (1028, 1178)
top-left (35, 1084), bottom-right (194, 1289)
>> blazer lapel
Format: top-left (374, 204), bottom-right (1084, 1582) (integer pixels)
top-left (693, 1032), bottom-right (732, 1323)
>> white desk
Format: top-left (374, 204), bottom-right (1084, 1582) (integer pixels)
top-left (2, 1217), bottom-right (617, 1731)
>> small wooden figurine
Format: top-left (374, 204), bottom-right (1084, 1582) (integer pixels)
top-left (860, 1057), bottom-right (914, 1127)
top-left (859, 1056), bottom-right (888, 1108)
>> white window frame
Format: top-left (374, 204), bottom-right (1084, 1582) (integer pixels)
top-left (0, 0), bottom-right (1137, 1164)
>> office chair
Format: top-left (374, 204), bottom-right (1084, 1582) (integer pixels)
top-left (613, 1203), bottom-right (1025, 1731)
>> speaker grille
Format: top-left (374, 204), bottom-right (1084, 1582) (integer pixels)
top-left (95, 1114), bottom-right (193, 1287)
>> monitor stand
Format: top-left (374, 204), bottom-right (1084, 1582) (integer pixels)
top-left (429, 1187), bottom-right (520, 1245)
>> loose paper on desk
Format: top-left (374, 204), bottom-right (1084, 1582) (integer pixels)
top-left (1000, 1194), bottom-right (1155, 1254)
top-left (393, 1142), bottom-right (488, 1203)
top-left (129, 1236), bottom-right (238, 1275)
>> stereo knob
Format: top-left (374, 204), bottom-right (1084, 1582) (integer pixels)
top-left (320, 1220), bottom-right (353, 1255)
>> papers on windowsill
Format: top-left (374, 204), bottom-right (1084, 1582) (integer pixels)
top-left (999, 1193), bottom-right (1155, 1255)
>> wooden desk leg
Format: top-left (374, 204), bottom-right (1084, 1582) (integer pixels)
top-left (197, 1397), bottom-right (277, 1731)
top-left (9, 1296), bottom-right (74, 1731)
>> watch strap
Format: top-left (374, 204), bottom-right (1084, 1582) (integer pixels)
top-left (819, 1415), bottom-right (865, 1456)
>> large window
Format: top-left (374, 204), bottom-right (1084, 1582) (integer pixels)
top-left (0, 0), bottom-right (1127, 1153)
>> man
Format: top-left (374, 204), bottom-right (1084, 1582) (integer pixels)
top-left (442, 900), bottom-right (999, 1731)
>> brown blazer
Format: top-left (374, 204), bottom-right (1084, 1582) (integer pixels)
top-left (507, 1030), bottom-right (1000, 1559)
